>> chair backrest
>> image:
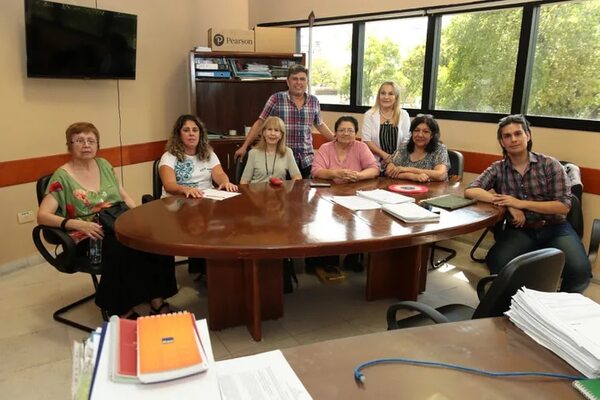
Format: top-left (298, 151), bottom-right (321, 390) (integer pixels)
top-left (36, 174), bottom-right (51, 205)
top-left (447, 149), bottom-right (464, 181)
top-left (472, 248), bottom-right (565, 319)
top-left (151, 158), bottom-right (162, 199)
top-left (234, 152), bottom-right (248, 185)
top-left (568, 195), bottom-right (584, 238)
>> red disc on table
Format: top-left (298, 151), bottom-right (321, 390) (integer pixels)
top-left (387, 184), bottom-right (429, 194)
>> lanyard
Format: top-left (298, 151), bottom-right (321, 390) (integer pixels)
top-left (264, 151), bottom-right (277, 177)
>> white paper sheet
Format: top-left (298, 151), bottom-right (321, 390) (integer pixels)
top-left (331, 195), bottom-right (381, 210)
top-left (216, 350), bottom-right (312, 400)
top-left (203, 189), bottom-right (241, 201)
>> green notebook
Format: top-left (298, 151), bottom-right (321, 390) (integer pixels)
top-left (573, 378), bottom-right (600, 400)
top-left (421, 194), bottom-right (476, 210)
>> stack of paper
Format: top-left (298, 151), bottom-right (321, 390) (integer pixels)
top-left (356, 189), bottom-right (415, 205)
top-left (506, 288), bottom-right (600, 378)
top-left (382, 202), bottom-right (440, 223)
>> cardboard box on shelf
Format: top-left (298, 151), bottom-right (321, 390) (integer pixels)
top-left (208, 28), bottom-right (254, 52)
top-left (254, 27), bottom-right (296, 53)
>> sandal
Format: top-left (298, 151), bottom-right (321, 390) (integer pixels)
top-left (149, 301), bottom-right (171, 315)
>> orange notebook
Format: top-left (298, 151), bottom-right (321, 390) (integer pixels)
top-left (136, 311), bottom-right (208, 383)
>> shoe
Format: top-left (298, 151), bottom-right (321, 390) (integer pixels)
top-left (149, 301), bottom-right (171, 315)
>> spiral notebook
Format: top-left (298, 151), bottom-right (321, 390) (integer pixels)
top-left (573, 379), bottom-right (600, 400)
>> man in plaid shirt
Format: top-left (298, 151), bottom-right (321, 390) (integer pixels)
top-left (235, 64), bottom-right (334, 178)
top-left (465, 114), bottom-right (591, 292)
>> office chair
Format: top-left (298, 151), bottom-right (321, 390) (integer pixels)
top-left (470, 160), bottom-right (584, 263)
top-left (429, 149), bottom-right (464, 268)
top-left (141, 159), bottom-right (162, 204)
top-left (32, 175), bottom-right (108, 333)
top-left (387, 248), bottom-right (565, 330)
top-left (234, 152), bottom-right (249, 185)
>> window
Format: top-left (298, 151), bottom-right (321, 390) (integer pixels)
top-left (300, 24), bottom-right (352, 105)
top-left (435, 8), bottom-right (522, 113)
top-left (527, 0), bottom-right (600, 121)
top-left (361, 17), bottom-right (428, 108)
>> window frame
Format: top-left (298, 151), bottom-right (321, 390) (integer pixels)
top-left (264, 0), bottom-right (599, 132)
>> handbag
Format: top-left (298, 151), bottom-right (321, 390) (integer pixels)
top-left (97, 201), bottom-right (129, 234)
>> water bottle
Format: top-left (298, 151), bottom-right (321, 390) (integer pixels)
top-left (89, 215), bottom-right (102, 264)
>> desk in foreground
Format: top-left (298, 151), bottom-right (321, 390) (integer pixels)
top-left (282, 317), bottom-right (581, 399)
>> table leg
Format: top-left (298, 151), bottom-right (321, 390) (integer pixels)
top-left (366, 246), bottom-right (425, 301)
top-left (206, 258), bottom-right (284, 341)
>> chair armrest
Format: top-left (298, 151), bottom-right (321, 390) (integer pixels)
top-left (476, 275), bottom-right (498, 300)
top-left (589, 219), bottom-right (600, 267)
top-left (32, 225), bottom-right (78, 273)
top-left (386, 301), bottom-right (449, 330)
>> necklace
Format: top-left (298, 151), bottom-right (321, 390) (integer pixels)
top-left (380, 109), bottom-right (394, 124)
top-left (264, 150), bottom-right (277, 177)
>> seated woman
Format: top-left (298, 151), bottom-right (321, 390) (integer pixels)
top-left (311, 115), bottom-right (379, 183)
top-left (362, 81), bottom-right (411, 170)
top-left (159, 114), bottom-right (238, 198)
top-left (385, 114), bottom-right (450, 182)
top-left (240, 116), bottom-right (302, 184)
top-left (37, 122), bottom-right (177, 318)
top-left (311, 116), bottom-right (379, 273)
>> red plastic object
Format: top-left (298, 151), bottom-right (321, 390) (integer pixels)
top-left (388, 184), bottom-right (428, 194)
top-left (269, 177), bottom-right (283, 186)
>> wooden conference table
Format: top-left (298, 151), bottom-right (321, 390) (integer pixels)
top-left (116, 178), bottom-right (502, 340)
top-left (282, 317), bottom-right (582, 399)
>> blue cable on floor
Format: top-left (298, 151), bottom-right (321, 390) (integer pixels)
top-left (354, 357), bottom-right (586, 384)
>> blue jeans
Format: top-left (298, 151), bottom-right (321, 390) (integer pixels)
top-left (486, 223), bottom-right (591, 293)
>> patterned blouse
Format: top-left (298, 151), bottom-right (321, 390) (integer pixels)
top-left (389, 143), bottom-right (451, 176)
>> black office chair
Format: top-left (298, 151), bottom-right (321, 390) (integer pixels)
top-left (470, 160), bottom-right (584, 262)
top-left (32, 175), bottom-right (108, 333)
top-left (387, 248), bottom-right (565, 330)
top-left (429, 149), bottom-right (464, 268)
top-left (141, 158), bottom-right (162, 204)
top-left (234, 152), bottom-right (249, 185)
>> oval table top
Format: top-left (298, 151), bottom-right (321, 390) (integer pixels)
top-left (115, 178), bottom-right (502, 259)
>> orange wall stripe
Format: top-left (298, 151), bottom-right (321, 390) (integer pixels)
top-left (2, 140), bottom-right (600, 195)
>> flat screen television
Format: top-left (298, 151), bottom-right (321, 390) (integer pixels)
top-left (25, 0), bottom-right (137, 79)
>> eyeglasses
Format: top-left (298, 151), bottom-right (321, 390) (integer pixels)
top-left (337, 128), bottom-right (356, 134)
top-left (71, 138), bottom-right (98, 145)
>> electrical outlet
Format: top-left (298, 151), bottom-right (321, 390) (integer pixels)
top-left (17, 210), bottom-right (35, 224)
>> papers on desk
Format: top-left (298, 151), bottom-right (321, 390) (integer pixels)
top-left (203, 188), bottom-right (241, 201)
top-left (332, 196), bottom-right (381, 210)
top-left (506, 288), bottom-right (600, 378)
top-left (356, 189), bottom-right (415, 205)
top-left (216, 350), bottom-right (312, 400)
top-left (382, 202), bottom-right (440, 223)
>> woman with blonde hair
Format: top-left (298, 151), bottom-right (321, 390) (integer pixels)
top-left (159, 114), bottom-right (237, 198)
top-left (240, 116), bottom-right (301, 184)
top-left (362, 81), bottom-right (411, 170)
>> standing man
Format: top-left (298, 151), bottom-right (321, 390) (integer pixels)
top-left (464, 114), bottom-right (591, 293)
top-left (234, 64), bottom-right (335, 178)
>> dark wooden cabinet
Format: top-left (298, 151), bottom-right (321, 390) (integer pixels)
top-left (209, 137), bottom-right (246, 181)
top-left (189, 51), bottom-right (305, 135)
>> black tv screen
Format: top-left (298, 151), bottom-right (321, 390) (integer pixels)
top-left (25, 0), bottom-right (137, 79)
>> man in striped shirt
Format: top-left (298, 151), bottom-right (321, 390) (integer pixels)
top-left (234, 64), bottom-right (334, 178)
top-left (465, 114), bottom-right (591, 293)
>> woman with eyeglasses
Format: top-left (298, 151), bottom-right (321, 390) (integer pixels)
top-left (239, 116), bottom-right (302, 184)
top-left (37, 122), bottom-right (177, 319)
top-left (362, 82), bottom-right (411, 170)
top-left (159, 114), bottom-right (238, 198)
top-left (385, 114), bottom-right (450, 182)
top-left (311, 115), bottom-right (379, 183)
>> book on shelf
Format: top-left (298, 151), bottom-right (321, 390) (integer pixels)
top-left (196, 70), bottom-right (231, 78)
top-left (194, 62), bottom-right (228, 71)
top-left (356, 189), bottom-right (415, 205)
top-left (382, 202), bottom-right (440, 223)
top-left (573, 378), bottom-right (600, 400)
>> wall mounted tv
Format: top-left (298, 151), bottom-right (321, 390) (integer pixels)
top-left (25, 0), bottom-right (137, 79)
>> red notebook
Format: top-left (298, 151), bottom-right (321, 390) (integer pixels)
top-left (109, 316), bottom-right (138, 382)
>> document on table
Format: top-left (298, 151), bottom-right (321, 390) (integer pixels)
top-left (89, 319), bottom-right (221, 400)
top-left (356, 189), bottom-right (415, 205)
top-left (217, 350), bottom-right (311, 400)
top-left (331, 195), bottom-right (381, 210)
top-left (203, 188), bottom-right (241, 201)
top-left (506, 288), bottom-right (600, 378)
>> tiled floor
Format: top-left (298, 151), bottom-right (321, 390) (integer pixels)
top-left (0, 239), bottom-right (598, 399)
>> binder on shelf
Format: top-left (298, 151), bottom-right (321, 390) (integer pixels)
top-left (196, 70), bottom-right (231, 78)
top-left (137, 312), bottom-right (208, 383)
